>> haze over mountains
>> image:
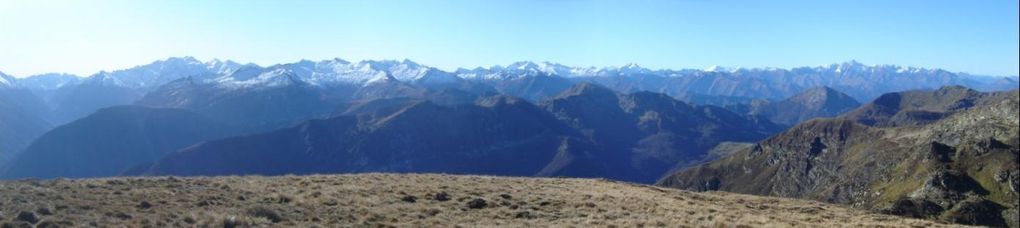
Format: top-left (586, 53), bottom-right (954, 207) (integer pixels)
top-left (0, 73), bottom-right (52, 164)
top-left (0, 57), bottom-right (1017, 177)
top-left (136, 83), bottom-right (780, 183)
top-left (2, 106), bottom-right (239, 179)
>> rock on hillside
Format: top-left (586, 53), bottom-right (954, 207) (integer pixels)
top-left (658, 88), bottom-right (1019, 227)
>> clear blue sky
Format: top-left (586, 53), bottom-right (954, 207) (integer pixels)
top-left (1, 0), bottom-right (1017, 77)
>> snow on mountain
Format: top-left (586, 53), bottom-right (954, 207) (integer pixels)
top-left (0, 71), bottom-right (14, 87)
top-left (206, 58), bottom-right (445, 89)
top-left (213, 67), bottom-right (303, 88)
top-left (458, 61), bottom-right (549, 79)
top-left (362, 59), bottom-right (430, 82)
top-left (3, 57), bottom-right (1015, 101)
top-left (205, 58), bottom-right (250, 75)
top-left (82, 71), bottom-right (128, 87)
top-left (455, 61), bottom-right (601, 79)
top-left (363, 71), bottom-right (397, 85)
top-left (813, 60), bottom-right (942, 76)
top-left (15, 73), bottom-right (82, 90)
top-left (705, 65), bottom-right (736, 72)
top-left (453, 67), bottom-right (502, 80)
top-left (414, 68), bottom-right (462, 85)
top-left (0, 57), bottom-right (245, 92)
top-left (607, 63), bottom-right (654, 75)
top-left (83, 56), bottom-right (245, 88)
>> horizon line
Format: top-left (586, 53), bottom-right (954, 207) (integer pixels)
top-left (4, 56), bottom-right (1019, 79)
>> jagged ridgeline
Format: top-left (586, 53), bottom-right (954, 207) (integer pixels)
top-left (657, 87), bottom-right (1020, 227)
top-left (2, 58), bottom-right (1017, 167)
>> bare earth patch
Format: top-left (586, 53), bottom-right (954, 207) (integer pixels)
top-left (0, 174), bottom-right (965, 227)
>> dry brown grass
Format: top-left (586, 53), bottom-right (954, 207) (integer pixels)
top-left (0, 173), bottom-right (967, 227)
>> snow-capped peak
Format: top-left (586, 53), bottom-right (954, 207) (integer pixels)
top-left (73, 56), bottom-right (247, 89)
top-left (359, 59), bottom-right (430, 81)
top-left (12, 73), bottom-right (83, 90)
top-left (621, 63), bottom-right (641, 69)
top-left (8, 57), bottom-right (992, 93)
top-left (830, 60), bottom-right (867, 73)
top-left (507, 61), bottom-right (539, 70)
top-left (0, 71), bottom-right (14, 87)
top-left (205, 58), bottom-right (246, 75)
top-left (84, 71), bottom-right (127, 86)
top-left (705, 65), bottom-right (735, 72)
top-left (212, 67), bottom-right (303, 88)
top-left (363, 71), bottom-right (396, 85)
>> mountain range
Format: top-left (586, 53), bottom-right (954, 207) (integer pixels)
top-left (1, 57), bottom-right (1017, 174)
top-left (2, 57), bottom-right (1018, 227)
top-left (9, 57), bottom-right (1019, 112)
top-left (0, 58), bottom-right (999, 166)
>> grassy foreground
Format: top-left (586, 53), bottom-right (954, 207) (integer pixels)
top-left (0, 174), bottom-right (964, 227)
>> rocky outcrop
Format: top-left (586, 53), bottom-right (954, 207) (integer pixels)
top-left (658, 88), bottom-right (1019, 227)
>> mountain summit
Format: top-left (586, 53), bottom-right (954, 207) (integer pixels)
top-left (737, 86), bottom-right (862, 126)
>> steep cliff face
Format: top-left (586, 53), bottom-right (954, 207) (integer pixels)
top-left (658, 88), bottom-right (1019, 227)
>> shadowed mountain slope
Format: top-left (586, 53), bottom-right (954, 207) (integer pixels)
top-left (736, 86), bottom-right (861, 126)
top-left (145, 84), bottom-right (780, 183)
top-left (1, 106), bottom-right (236, 179)
top-left (146, 96), bottom-right (597, 177)
top-left (0, 86), bottom-right (51, 165)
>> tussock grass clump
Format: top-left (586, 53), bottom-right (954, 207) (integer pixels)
top-left (245, 206), bottom-right (283, 223)
top-left (465, 198), bottom-right (487, 209)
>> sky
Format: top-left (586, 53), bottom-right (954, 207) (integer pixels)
top-left (1, 0), bottom-right (1018, 77)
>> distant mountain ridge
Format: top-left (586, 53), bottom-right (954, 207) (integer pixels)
top-left (132, 83), bottom-right (779, 183)
top-left (9, 58), bottom-right (1012, 122)
top-left (8, 58), bottom-right (1018, 103)
top-left (729, 86), bottom-right (862, 126)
